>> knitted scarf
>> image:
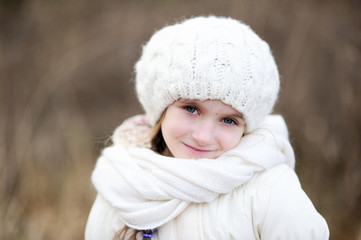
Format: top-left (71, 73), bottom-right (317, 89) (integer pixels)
top-left (91, 115), bottom-right (295, 230)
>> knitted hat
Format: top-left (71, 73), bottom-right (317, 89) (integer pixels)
top-left (135, 16), bottom-right (280, 132)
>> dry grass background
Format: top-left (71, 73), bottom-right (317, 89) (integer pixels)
top-left (0, 0), bottom-right (360, 239)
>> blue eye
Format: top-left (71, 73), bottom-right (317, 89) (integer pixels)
top-left (223, 118), bottom-right (236, 125)
top-left (184, 106), bottom-right (197, 114)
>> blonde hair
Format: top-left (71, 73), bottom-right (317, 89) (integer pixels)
top-left (113, 113), bottom-right (166, 240)
top-left (113, 226), bottom-right (138, 240)
top-left (150, 112), bottom-right (167, 154)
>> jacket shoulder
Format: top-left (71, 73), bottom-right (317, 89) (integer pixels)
top-left (243, 164), bottom-right (330, 239)
top-left (85, 195), bottom-right (125, 240)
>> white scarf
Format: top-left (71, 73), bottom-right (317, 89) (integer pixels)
top-left (91, 115), bottom-right (295, 230)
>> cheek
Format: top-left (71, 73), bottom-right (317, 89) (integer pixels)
top-left (161, 112), bottom-right (191, 142)
top-left (218, 128), bottom-right (244, 151)
top-left (163, 122), bottom-right (186, 140)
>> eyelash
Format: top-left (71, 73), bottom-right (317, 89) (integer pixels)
top-left (222, 118), bottom-right (238, 126)
top-left (183, 105), bottom-right (238, 126)
top-left (184, 106), bottom-right (198, 114)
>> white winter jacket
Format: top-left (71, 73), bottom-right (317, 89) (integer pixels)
top-left (85, 115), bottom-right (329, 239)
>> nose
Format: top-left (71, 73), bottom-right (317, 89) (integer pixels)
top-left (192, 119), bottom-right (216, 146)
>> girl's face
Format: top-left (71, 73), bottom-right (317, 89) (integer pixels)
top-left (161, 99), bottom-right (246, 159)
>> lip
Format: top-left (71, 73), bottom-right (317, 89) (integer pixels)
top-left (183, 143), bottom-right (212, 156)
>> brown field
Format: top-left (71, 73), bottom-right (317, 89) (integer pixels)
top-left (1, 0), bottom-right (360, 239)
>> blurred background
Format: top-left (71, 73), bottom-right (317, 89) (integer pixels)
top-left (0, 0), bottom-right (360, 239)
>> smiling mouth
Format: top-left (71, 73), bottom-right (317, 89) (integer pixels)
top-left (183, 143), bottom-right (212, 156)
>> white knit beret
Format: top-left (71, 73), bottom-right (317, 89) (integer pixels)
top-left (135, 16), bottom-right (280, 132)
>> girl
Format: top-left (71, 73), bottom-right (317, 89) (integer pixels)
top-left (85, 16), bottom-right (329, 239)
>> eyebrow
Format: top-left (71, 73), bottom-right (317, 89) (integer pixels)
top-left (228, 113), bottom-right (244, 120)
